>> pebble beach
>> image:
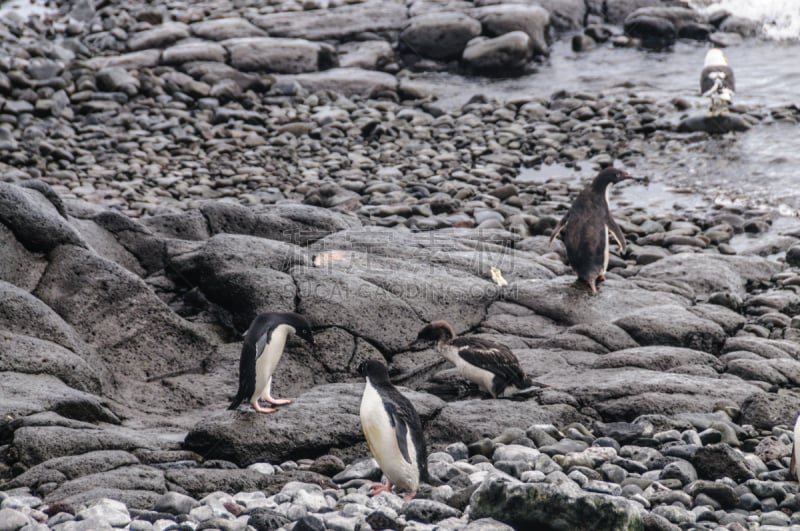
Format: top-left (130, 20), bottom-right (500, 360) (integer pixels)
top-left (2, 0), bottom-right (800, 530)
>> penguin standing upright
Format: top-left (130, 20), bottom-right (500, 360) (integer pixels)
top-left (549, 167), bottom-right (633, 295)
top-left (359, 360), bottom-right (428, 501)
top-left (791, 414), bottom-right (800, 480)
top-left (701, 48), bottom-right (735, 116)
top-left (228, 312), bottom-right (314, 414)
top-left (416, 320), bottom-right (531, 398)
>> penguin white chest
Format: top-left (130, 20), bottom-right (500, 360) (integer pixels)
top-left (441, 346), bottom-right (496, 396)
top-left (360, 383), bottom-right (419, 491)
top-left (251, 325), bottom-right (293, 402)
top-left (793, 415), bottom-right (800, 480)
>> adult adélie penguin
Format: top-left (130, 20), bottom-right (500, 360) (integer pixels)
top-left (791, 414), bottom-right (800, 481)
top-left (701, 48), bottom-right (735, 117)
top-left (549, 167), bottom-right (634, 295)
top-left (228, 312), bottom-right (314, 414)
top-left (359, 359), bottom-right (428, 501)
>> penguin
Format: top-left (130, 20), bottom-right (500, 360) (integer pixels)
top-left (416, 320), bottom-right (531, 398)
top-left (700, 48), bottom-right (735, 116)
top-left (228, 312), bottom-right (314, 414)
top-left (359, 359), bottom-right (428, 501)
top-left (791, 414), bottom-right (800, 480)
top-left (549, 167), bottom-right (632, 295)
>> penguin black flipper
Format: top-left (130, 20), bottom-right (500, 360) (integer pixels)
top-left (382, 386), bottom-right (429, 482)
top-left (606, 214), bottom-right (626, 253)
top-left (563, 216), bottom-right (606, 283)
top-left (228, 317), bottom-right (274, 410)
top-left (549, 211), bottom-right (569, 244)
top-left (452, 337), bottom-right (529, 390)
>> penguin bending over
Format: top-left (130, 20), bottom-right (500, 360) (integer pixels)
top-left (228, 312), bottom-right (314, 414)
top-left (701, 48), bottom-right (735, 117)
top-left (549, 167), bottom-right (633, 295)
top-left (416, 320), bottom-right (531, 398)
top-left (359, 360), bottom-right (428, 501)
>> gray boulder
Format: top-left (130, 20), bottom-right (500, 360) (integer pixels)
top-left (638, 253), bottom-right (782, 297)
top-left (271, 68), bottom-right (397, 98)
top-left (462, 32), bottom-right (533, 73)
top-left (251, 2), bottom-right (407, 41)
top-left (85, 50), bottom-right (161, 70)
top-left (5, 450), bottom-right (140, 489)
top-left (473, 4), bottom-right (550, 56)
top-left (165, 468), bottom-right (335, 499)
top-left (162, 41), bottom-right (227, 65)
top-left (592, 346), bottom-right (724, 373)
top-left (470, 475), bottom-right (644, 529)
top-left (223, 37), bottom-right (336, 74)
top-left (0, 222), bottom-right (47, 291)
top-left (44, 465), bottom-right (167, 504)
top-left (181, 62), bottom-right (264, 92)
top-left (0, 182), bottom-right (86, 253)
top-left (0, 280), bottom-right (79, 351)
top-left (691, 443), bottom-right (754, 482)
top-left (184, 383), bottom-right (445, 466)
top-left (614, 305), bottom-right (727, 354)
top-left (338, 40), bottom-right (394, 70)
top-left (508, 277), bottom-right (690, 326)
top-left (191, 17), bottom-right (267, 40)
top-left (127, 22), bottom-right (190, 51)
top-left (605, 0), bottom-right (664, 24)
top-left (739, 392), bottom-right (800, 429)
top-left (401, 12), bottom-right (482, 61)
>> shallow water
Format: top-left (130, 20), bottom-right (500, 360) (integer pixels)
top-left (415, 37), bottom-right (800, 216)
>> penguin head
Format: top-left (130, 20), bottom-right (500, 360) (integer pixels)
top-left (359, 359), bottom-right (390, 383)
top-left (416, 320), bottom-right (456, 344)
top-left (704, 48), bottom-right (728, 67)
top-left (592, 168), bottom-right (632, 191)
top-left (295, 323), bottom-right (315, 346)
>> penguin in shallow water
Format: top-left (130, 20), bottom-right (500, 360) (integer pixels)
top-left (701, 48), bottom-right (735, 116)
top-left (416, 320), bottom-right (531, 398)
top-left (549, 167), bottom-right (633, 295)
top-left (228, 312), bottom-right (314, 414)
top-left (359, 359), bottom-right (428, 501)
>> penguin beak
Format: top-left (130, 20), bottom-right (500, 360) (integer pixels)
top-left (620, 171), bottom-right (633, 180)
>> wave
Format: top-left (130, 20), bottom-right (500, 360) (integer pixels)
top-left (689, 0), bottom-right (800, 40)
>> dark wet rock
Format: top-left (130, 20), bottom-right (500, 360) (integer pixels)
top-left (0, 281), bottom-right (79, 351)
top-left (96, 67), bottom-right (139, 96)
top-left (0, 183), bottom-right (86, 253)
top-left (401, 12), bottom-right (482, 61)
top-left (5, 450), bottom-right (139, 490)
top-left (473, 4), bottom-right (550, 56)
top-left (190, 18), bottom-right (267, 41)
top-left (127, 23), bottom-right (190, 51)
top-left (182, 62), bottom-right (264, 92)
top-left (614, 305), bottom-right (727, 354)
top-left (624, 15), bottom-right (677, 49)
top-left (692, 443), bottom-right (755, 482)
top-left (678, 113), bottom-right (751, 134)
top-left (44, 465), bottom-right (166, 504)
top-left (184, 383), bottom-right (444, 467)
top-left (251, 2), bottom-right (407, 41)
top-left (462, 32), bottom-right (532, 73)
top-left (470, 475), bottom-right (644, 529)
top-left (272, 68), bottom-right (397, 98)
top-left (249, 508), bottom-right (292, 531)
top-left (718, 15), bottom-right (761, 37)
top-left (685, 479), bottom-right (739, 509)
top-left (604, 0), bottom-right (665, 25)
top-left (739, 392), bottom-right (800, 430)
top-left (153, 491), bottom-right (199, 515)
top-left (223, 37), bottom-right (333, 74)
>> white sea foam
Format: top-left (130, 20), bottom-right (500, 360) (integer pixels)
top-left (689, 0), bottom-right (800, 40)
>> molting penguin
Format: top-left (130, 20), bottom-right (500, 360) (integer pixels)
top-left (228, 312), bottom-right (314, 414)
top-left (701, 48), bottom-right (735, 116)
top-left (549, 167), bottom-right (633, 295)
top-left (359, 359), bottom-right (428, 501)
top-left (416, 320), bottom-right (531, 398)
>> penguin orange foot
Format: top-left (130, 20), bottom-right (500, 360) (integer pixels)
top-left (228, 312), bottom-right (315, 414)
top-left (370, 482), bottom-right (393, 496)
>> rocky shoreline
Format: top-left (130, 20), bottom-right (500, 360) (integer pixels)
top-left (3, 0), bottom-right (800, 530)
